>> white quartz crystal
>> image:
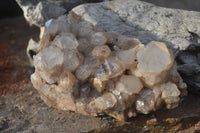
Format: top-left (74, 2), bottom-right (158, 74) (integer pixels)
top-left (31, 15), bottom-right (187, 121)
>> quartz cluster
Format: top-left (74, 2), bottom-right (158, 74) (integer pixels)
top-left (31, 13), bottom-right (187, 120)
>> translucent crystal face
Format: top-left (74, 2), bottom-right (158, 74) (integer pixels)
top-left (31, 15), bottom-right (187, 121)
top-left (41, 46), bottom-right (64, 68)
top-left (116, 75), bottom-right (143, 95)
top-left (137, 42), bottom-right (172, 73)
top-left (51, 33), bottom-right (79, 50)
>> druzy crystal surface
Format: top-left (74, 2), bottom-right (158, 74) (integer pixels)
top-left (31, 14), bottom-right (187, 120)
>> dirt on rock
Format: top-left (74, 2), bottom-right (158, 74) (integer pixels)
top-left (0, 17), bottom-right (199, 133)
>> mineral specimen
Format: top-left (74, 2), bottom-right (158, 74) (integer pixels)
top-left (31, 14), bottom-right (187, 120)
